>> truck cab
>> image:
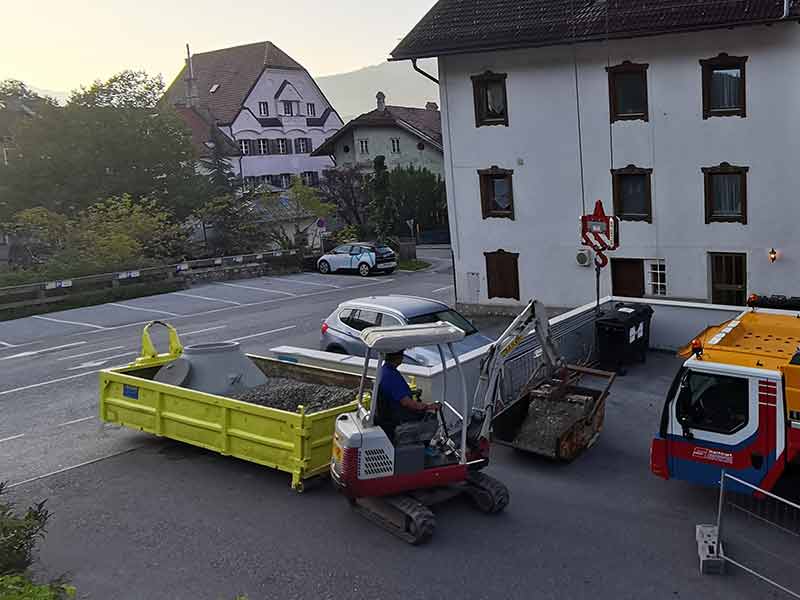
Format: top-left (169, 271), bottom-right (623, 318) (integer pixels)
top-left (651, 310), bottom-right (800, 493)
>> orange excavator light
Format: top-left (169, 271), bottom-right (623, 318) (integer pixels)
top-left (747, 293), bottom-right (760, 307)
top-left (691, 338), bottom-right (704, 357)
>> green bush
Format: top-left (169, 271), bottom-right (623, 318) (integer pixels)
top-left (0, 483), bottom-right (49, 575)
top-left (0, 575), bottom-right (75, 600)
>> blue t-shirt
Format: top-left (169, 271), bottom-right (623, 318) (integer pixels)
top-left (379, 363), bottom-right (412, 407)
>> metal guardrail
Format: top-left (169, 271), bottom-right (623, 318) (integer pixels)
top-left (0, 249), bottom-right (300, 312)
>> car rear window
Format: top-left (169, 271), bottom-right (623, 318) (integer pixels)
top-left (407, 309), bottom-right (478, 336)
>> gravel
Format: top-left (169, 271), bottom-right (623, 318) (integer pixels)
top-left (230, 378), bottom-right (358, 414)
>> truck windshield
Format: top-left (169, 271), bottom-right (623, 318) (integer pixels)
top-left (675, 370), bottom-right (749, 435)
top-left (407, 309), bottom-right (478, 336)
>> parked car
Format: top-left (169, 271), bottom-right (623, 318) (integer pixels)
top-left (320, 295), bottom-right (492, 366)
top-left (317, 242), bottom-right (397, 277)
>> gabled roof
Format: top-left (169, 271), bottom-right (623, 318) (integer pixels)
top-left (173, 106), bottom-right (239, 158)
top-left (164, 41), bottom-right (304, 124)
top-left (312, 105), bottom-right (442, 157)
top-left (391, 0), bottom-right (800, 60)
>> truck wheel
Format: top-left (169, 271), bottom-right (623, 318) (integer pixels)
top-left (318, 260), bottom-right (331, 274)
top-left (358, 263), bottom-right (371, 277)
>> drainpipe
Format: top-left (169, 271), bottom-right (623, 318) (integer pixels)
top-left (412, 59), bottom-right (439, 85)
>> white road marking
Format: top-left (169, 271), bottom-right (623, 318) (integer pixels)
top-left (33, 315), bottom-right (106, 330)
top-left (181, 325), bottom-right (227, 336)
top-left (0, 341), bottom-right (87, 361)
top-left (56, 416), bottom-right (94, 427)
top-left (79, 278), bottom-right (395, 336)
top-left (227, 325), bottom-right (296, 343)
top-left (109, 303), bottom-right (181, 317)
top-left (0, 371), bottom-right (99, 396)
top-left (58, 346), bottom-right (126, 361)
top-left (8, 447), bottom-right (141, 489)
top-left (432, 285), bottom-right (454, 293)
top-left (66, 352), bottom-right (136, 371)
top-left (0, 433), bottom-right (25, 443)
top-left (214, 282), bottom-right (295, 296)
top-left (172, 291), bottom-right (241, 305)
top-left (266, 277), bottom-right (339, 288)
top-left (0, 341), bottom-right (17, 348)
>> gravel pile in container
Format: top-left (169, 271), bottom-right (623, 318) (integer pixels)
top-left (512, 386), bottom-right (594, 456)
top-left (231, 378), bottom-right (358, 414)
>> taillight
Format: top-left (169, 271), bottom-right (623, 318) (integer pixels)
top-left (321, 322), bottom-right (329, 335)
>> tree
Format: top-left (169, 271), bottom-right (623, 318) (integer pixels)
top-left (318, 167), bottom-right (370, 228)
top-left (368, 156), bottom-right (397, 241)
top-left (1, 100), bottom-right (204, 219)
top-left (283, 177), bottom-right (332, 250)
top-left (199, 125), bottom-right (238, 197)
top-left (195, 194), bottom-right (279, 256)
top-left (388, 165), bottom-right (447, 236)
top-left (68, 70), bottom-right (164, 109)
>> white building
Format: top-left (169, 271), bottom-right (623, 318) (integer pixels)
top-left (312, 92), bottom-right (443, 177)
top-left (165, 41), bottom-right (343, 190)
top-left (392, 1), bottom-right (800, 312)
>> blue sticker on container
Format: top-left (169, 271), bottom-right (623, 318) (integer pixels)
top-left (123, 384), bottom-right (139, 400)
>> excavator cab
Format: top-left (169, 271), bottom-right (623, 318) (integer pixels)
top-left (331, 321), bottom-right (509, 544)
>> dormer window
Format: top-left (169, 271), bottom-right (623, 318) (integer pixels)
top-left (282, 101), bottom-right (294, 116)
top-left (307, 103), bottom-right (316, 117)
top-left (258, 102), bottom-right (269, 116)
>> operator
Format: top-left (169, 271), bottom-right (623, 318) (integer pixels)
top-left (377, 351), bottom-right (438, 439)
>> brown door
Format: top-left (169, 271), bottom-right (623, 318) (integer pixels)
top-left (710, 253), bottom-right (747, 305)
top-left (484, 249), bottom-right (520, 300)
top-left (611, 258), bottom-right (645, 297)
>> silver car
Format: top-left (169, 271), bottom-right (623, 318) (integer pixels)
top-left (320, 295), bottom-right (492, 366)
top-left (317, 242), bottom-right (397, 277)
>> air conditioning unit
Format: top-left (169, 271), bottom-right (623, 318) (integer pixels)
top-left (576, 249), bottom-right (593, 267)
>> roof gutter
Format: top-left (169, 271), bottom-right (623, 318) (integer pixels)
top-left (411, 59), bottom-right (439, 86)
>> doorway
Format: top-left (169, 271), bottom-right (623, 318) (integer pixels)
top-left (710, 252), bottom-right (747, 306)
top-left (611, 258), bottom-right (645, 298)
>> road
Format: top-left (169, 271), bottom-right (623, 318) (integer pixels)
top-left (1, 247), bottom-right (780, 600)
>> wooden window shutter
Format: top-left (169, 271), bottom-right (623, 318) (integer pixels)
top-left (484, 250), bottom-right (520, 300)
top-left (306, 137), bottom-right (313, 152)
top-left (285, 138), bottom-right (294, 154)
top-left (294, 139), bottom-right (301, 154)
top-left (267, 139), bottom-right (277, 154)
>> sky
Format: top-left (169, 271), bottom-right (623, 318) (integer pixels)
top-left (1, 0), bottom-right (437, 96)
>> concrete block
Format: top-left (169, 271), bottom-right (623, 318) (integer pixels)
top-left (696, 524), bottom-right (725, 575)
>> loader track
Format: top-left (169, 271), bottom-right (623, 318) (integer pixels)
top-left (352, 495), bottom-right (436, 545)
top-left (465, 472), bottom-right (510, 514)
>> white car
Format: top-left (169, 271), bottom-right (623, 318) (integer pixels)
top-left (317, 242), bottom-right (397, 277)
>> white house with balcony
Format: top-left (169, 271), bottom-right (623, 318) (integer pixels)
top-left (391, 0), bottom-right (800, 312)
top-left (165, 41), bottom-right (343, 191)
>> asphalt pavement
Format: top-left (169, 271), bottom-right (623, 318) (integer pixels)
top-left (0, 247), bottom-right (784, 599)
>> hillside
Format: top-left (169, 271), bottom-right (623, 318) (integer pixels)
top-left (316, 59), bottom-right (439, 122)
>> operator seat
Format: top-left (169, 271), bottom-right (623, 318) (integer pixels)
top-left (375, 388), bottom-right (437, 447)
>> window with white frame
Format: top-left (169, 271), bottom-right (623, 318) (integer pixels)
top-left (302, 171), bottom-right (319, 186)
top-left (258, 139), bottom-right (269, 154)
top-left (646, 260), bottom-right (667, 296)
top-left (296, 138), bottom-right (310, 153)
top-left (359, 139), bottom-right (369, 154)
top-left (276, 139), bottom-right (288, 154)
top-left (258, 102), bottom-right (269, 116)
top-left (282, 101), bottom-right (294, 116)
top-left (279, 174), bottom-right (291, 188)
top-left (239, 139), bottom-right (250, 155)
top-left (391, 138), bottom-right (401, 153)
top-left (307, 103), bottom-right (316, 117)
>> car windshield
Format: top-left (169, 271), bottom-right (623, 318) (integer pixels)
top-left (407, 309), bottom-right (478, 336)
top-left (377, 246), bottom-right (394, 255)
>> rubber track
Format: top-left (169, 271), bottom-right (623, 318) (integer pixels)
top-left (466, 472), bottom-right (510, 513)
top-left (353, 496), bottom-right (436, 545)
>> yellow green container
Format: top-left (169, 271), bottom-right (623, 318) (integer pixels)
top-left (99, 322), bottom-right (364, 491)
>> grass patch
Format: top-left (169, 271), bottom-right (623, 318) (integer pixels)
top-left (397, 259), bottom-right (431, 271)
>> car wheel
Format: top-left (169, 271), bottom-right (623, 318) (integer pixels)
top-left (358, 263), bottom-right (371, 277)
top-left (318, 260), bottom-right (331, 274)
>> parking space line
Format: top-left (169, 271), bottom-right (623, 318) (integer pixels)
top-left (0, 434), bottom-right (25, 444)
top-left (109, 303), bottom-right (181, 317)
top-left (0, 341), bottom-right (17, 348)
top-left (227, 325), bottom-right (296, 343)
top-left (0, 341), bottom-right (88, 361)
top-left (172, 292), bottom-right (241, 305)
top-left (8, 447), bottom-right (141, 489)
top-left (58, 346), bottom-right (126, 361)
top-left (0, 371), bottom-right (99, 396)
top-left (213, 282), bottom-right (296, 296)
top-left (432, 285), bottom-right (454, 293)
top-left (182, 325), bottom-right (227, 336)
top-left (66, 351), bottom-right (136, 370)
top-left (56, 416), bottom-right (94, 427)
top-left (267, 277), bottom-right (339, 289)
top-left (33, 315), bottom-right (106, 330)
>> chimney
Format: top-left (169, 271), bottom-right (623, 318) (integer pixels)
top-left (425, 101), bottom-right (439, 111)
top-left (184, 43), bottom-right (200, 108)
top-left (376, 91), bottom-right (386, 112)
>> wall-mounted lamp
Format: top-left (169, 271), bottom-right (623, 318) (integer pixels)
top-left (768, 248), bottom-right (778, 263)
